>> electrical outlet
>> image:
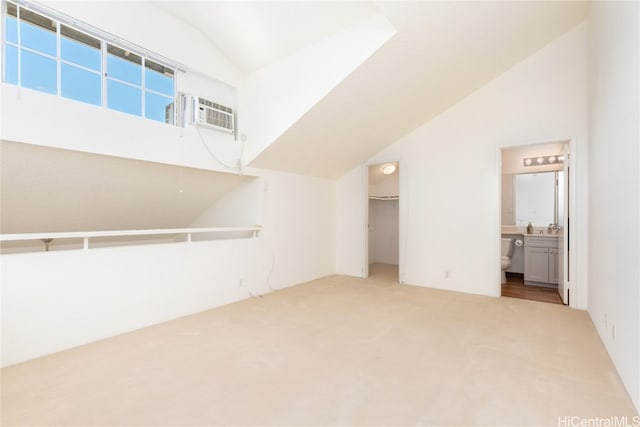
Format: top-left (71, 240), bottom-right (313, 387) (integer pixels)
top-left (238, 279), bottom-right (244, 288)
top-left (612, 324), bottom-right (616, 342)
top-left (604, 313), bottom-right (607, 328)
top-left (445, 271), bottom-right (450, 279)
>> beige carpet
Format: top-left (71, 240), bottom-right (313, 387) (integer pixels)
top-left (1, 264), bottom-right (637, 426)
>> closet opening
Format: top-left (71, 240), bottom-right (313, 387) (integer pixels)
top-left (366, 162), bottom-right (400, 282)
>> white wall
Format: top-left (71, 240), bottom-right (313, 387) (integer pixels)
top-left (254, 169), bottom-right (336, 289)
top-left (587, 1), bottom-right (639, 412)
top-left (337, 21), bottom-right (588, 304)
top-left (501, 174), bottom-right (515, 225)
top-left (190, 178), bottom-right (263, 228)
top-left (1, 239), bottom-right (259, 367)
top-left (192, 168), bottom-right (337, 290)
top-left (336, 165), bottom-right (367, 277)
top-left (0, 141), bottom-right (254, 234)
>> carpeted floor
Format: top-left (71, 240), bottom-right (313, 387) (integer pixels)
top-left (1, 264), bottom-right (637, 426)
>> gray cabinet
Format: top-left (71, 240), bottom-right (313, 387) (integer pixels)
top-left (525, 247), bottom-right (550, 282)
top-left (549, 248), bottom-right (558, 284)
top-left (524, 236), bottom-right (559, 286)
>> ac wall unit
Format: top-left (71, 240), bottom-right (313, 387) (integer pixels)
top-left (192, 96), bottom-right (235, 134)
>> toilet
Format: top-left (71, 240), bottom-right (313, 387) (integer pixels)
top-left (501, 238), bottom-right (515, 284)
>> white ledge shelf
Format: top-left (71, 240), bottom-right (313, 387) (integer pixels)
top-left (0, 226), bottom-right (261, 251)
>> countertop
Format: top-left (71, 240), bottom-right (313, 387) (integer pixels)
top-left (501, 226), bottom-right (561, 238)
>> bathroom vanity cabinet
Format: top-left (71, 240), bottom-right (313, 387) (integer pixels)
top-left (524, 236), bottom-right (558, 287)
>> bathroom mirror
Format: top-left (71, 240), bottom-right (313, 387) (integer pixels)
top-left (514, 171), bottom-right (564, 226)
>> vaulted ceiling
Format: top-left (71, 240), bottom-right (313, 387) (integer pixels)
top-left (159, 1), bottom-right (590, 178)
top-left (152, 1), bottom-right (378, 73)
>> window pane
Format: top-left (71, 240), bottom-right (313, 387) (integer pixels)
top-left (62, 63), bottom-right (101, 106)
top-left (145, 60), bottom-right (174, 96)
top-left (5, 15), bottom-right (17, 44)
top-left (4, 44), bottom-right (18, 84)
top-left (107, 54), bottom-right (142, 86)
top-left (21, 49), bottom-right (56, 94)
top-left (107, 45), bottom-right (141, 85)
top-left (20, 12), bottom-right (57, 56)
top-left (145, 91), bottom-right (174, 124)
top-left (61, 26), bottom-right (101, 71)
top-left (108, 79), bottom-right (141, 116)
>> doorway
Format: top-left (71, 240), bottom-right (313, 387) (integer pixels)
top-left (367, 162), bottom-right (400, 282)
top-left (499, 141), bottom-right (573, 305)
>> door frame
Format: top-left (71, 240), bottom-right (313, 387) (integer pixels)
top-left (363, 159), bottom-right (405, 282)
top-left (497, 137), bottom-right (577, 307)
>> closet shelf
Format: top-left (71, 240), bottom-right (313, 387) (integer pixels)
top-left (368, 195), bottom-right (399, 200)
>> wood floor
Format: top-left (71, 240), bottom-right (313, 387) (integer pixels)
top-left (501, 273), bottom-right (563, 305)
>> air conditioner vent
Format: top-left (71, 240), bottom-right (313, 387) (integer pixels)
top-left (193, 96), bottom-right (235, 134)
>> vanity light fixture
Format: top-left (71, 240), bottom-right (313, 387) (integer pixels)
top-left (382, 163), bottom-right (397, 175)
top-left (523, 155), bottom-right (564, 167)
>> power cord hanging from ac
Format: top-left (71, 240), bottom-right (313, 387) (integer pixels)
top-left (194, 123), bottom-right (244, 172)
top-left (248, 180), bottom-right (278, 300)
top-left (248, 234), bottom-right (278, 300)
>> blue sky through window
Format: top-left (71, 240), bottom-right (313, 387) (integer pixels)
top-left (62, 63), bottom-right (101, 106)
top-left (108, 80), bottom-right (142, 116)
top-left (4, 3), bottom-right (176, 124)
top-left (62, 37), bottom-right (100, 71)
top-left (145, 91), bottom-right (173, 122)
top-left (20, 21), bottom-right (56, 56)
top-left (145, 68), bottom-right (174, 95)
top-left (4, 44), bottom-right (18, 84)
top-left (21, 50), bottom-right (56, 93)
top-left (5, 14), bottom-right (17, 43)
top-left (107, 54), bottom-right (141, 86)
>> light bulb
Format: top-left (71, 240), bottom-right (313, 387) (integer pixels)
top-left (382, 164), bottom-right (396, 175)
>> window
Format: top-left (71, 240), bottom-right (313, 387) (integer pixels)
top-left (6, 3), bottom-right (57, 94)
top-left (106, 44), bottom-right (142, 115)
top-left (61, 26), bottom-right (101, 106)
top-left (144, 60), bottom-right (175, 123)
top-left (2, 1), bottom-right (176, 125)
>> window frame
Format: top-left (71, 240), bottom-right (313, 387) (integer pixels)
top-left (2, 0), bottom-right (181, 125)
